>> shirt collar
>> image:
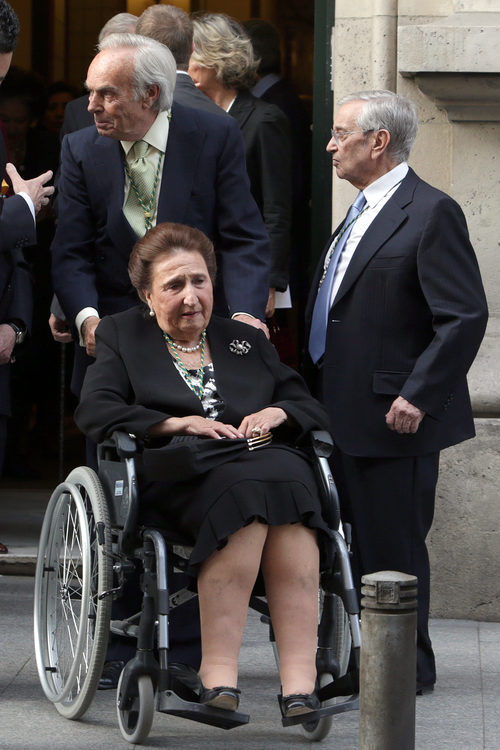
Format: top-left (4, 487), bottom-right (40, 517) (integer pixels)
top-left (121, 110), bottom-right (171, 157)
top-left (363, 162), bottom-right (409, 208)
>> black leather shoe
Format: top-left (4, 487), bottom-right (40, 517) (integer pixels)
top-left (98, 660), bottom-right (126, 690)
top-left (199, 685), bottom-right (240, 711)
top-left (416, 681), bottom-right (435, 696)
top-left (282, 692), bottom-right (320, 717)
top-left (169, 662), bottom-right (201, 691)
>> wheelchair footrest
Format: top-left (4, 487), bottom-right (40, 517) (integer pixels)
top-left (280, 694), bottom-right (359, 727)
top-left (157, 689), bottom-right (250, 730)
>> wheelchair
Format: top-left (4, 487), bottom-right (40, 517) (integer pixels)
top-left (33, 429), bottom-right (361, 744)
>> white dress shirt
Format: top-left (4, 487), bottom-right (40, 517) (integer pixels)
top-left (329, 162), bottom-right (409, 307)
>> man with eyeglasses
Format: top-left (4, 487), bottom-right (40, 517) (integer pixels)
top-left (306, 90), bottom-right (488, 695)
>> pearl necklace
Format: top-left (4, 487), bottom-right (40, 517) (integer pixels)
top-left (162, 330), bottom-right (206, 352)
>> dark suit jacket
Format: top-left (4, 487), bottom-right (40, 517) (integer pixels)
top-left (306, 168), bottom-right (488, 457)
top-left (173, 72), bottom-right (227, 115)
top-left (51, 100), bottom-right (269, 327)
top-left (75, 309), bottom-right (329, 445)
top-left (59, 94), bottom-right (93, 139)
top-left (257, 78), bottom-right (311, 300)
top-left (229, 90), bottom-right (291, 291)
top-left (0, 133), bottom-right (35, 416)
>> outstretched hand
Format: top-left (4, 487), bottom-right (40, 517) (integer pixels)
top-left (5, 163), bottom-right (54, 213)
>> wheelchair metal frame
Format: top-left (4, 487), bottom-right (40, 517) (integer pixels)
top-left (34, 429), bottom-right (361, 744)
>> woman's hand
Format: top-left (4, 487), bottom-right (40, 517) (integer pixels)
top-left (238, 407), bottom-right (288, 438)
top-left (149, 416), bottom-right (244, 440)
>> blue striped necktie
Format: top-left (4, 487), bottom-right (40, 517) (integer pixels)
top-left (308, 191), bottom-right (367, 364)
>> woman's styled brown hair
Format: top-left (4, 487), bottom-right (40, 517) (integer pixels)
top-left (128, 222), bottom-right (217, 302)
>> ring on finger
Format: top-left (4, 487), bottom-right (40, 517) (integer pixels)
top-left (251, 426), bottom-right (262, 436)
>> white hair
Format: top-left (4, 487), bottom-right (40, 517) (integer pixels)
top-left (98, 33), bottom-right (176, 112)
top-left (339, 90), bottom-right (418, 163)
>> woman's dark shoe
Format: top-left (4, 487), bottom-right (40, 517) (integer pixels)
top-left (199, 685), bottom-right (241, 711)
top-left (281, 692), bottom-right (320, 717)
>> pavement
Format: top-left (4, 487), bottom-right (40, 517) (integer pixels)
top-left (1, 482), bottom-right (499, 749)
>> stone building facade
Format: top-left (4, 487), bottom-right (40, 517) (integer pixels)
top-left (331, 0), bottom-right (500, 620)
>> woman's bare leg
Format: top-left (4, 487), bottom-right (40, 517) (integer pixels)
top-left (198, 520), bottom-right (268, 688)
top-left (261, 524), bottom-right (319, 696)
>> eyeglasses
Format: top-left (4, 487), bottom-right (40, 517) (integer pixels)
top-left (329, 128), bottom-right (373, 145)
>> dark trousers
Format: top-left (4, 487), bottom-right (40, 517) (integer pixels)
top-left (331, 447), bottom-right (439, 686)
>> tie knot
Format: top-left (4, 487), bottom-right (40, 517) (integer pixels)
top-left (132, 140), bottom-right (149, 160)
top-left (353, 191), bottom-right (366, 213)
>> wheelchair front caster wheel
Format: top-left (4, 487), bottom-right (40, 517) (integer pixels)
top-left (117, 671), bottom-right (155, 744)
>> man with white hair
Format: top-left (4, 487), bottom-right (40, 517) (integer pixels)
top-left (306, 90), bottom-right (488, 694)
top-left (52, 33), bottom-right (269, 396)
top-left (59, 12), bottom-right (139, 136)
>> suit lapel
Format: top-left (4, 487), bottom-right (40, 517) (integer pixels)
top-left (89, 135), bottom-right (137, 253)
top-left (206, 318), bottom-right (236, 402)
top-left (205, 318), bottom-right (258, 415)
top-left (305, 216), bottom-right (345, 328)
top-left (332, 170), bottom-right (418, 308)
top-left (157, 102), bottom-right (202, 224)
top-left (229, 91), bottom-right (255, 129)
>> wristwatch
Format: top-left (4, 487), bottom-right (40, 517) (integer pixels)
top-left (6, 321), bottom-right (27, 345)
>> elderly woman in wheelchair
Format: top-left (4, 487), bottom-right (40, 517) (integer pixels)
top-left (34, 222), bottom-right (360, 743)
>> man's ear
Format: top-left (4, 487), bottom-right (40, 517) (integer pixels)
top-left (371, 128), bottom-right (391, 158)
top-left (142, 84), bottom-right (160, 109)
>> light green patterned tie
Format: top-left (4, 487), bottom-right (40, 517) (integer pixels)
top-left (123, 140), bottom-right (157, 237)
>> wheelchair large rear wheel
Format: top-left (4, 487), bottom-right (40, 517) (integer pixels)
top-left (117, 670), bottom-right (155, 744)
top-left (34, 467), bottom-right (112, 719)
top-left (301, 593), bottom-right (352, 742)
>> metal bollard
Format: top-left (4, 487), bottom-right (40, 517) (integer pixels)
top-left (359, 571), bottom-right (418, 750)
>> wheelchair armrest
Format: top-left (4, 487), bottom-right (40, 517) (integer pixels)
top-left (97, 432), bottom-right (139, 544)
top-left (310, 430), bottom-right (334, 458)
top-left (309, 430), bottom-right (341, 531)
top-left (109, 431), bottom-right (138, 458)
